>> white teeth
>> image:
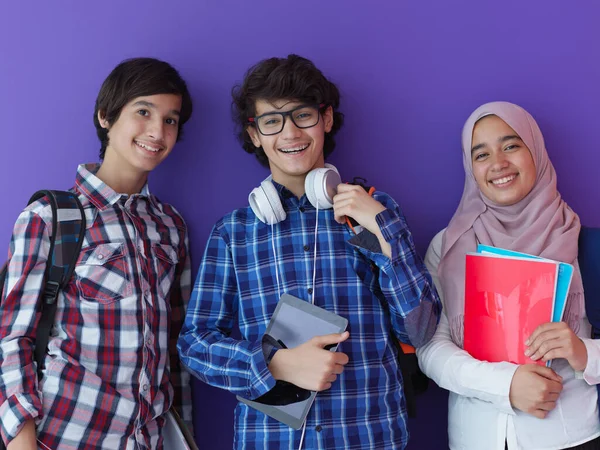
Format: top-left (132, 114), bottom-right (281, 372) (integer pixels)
top-left (279, 144), bottom-right (309, 154)
top-left (136, 141), bottom-right (161, 152)
top-left (491, 175), bottom-right (516, 185)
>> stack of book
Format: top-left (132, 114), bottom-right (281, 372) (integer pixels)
top-left (463, 245), bottom-right (574, 366)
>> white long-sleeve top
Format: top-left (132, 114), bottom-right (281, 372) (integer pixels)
top-left (416, 230), bottom-right (600, 450)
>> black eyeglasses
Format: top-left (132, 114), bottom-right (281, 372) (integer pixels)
top-left (248, 103), bottom-right (325, 136)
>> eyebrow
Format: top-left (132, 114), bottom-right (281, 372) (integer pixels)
top-left (132, 100), bottom-right (180, 117)
top-left (471, 135), bottom-right (523, 154)
top-left (256, 101), bottom-right (304, 116)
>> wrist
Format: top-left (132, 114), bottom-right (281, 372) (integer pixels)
top-left (268, 349), bottom-right (290, 381)
top-left (573, 338), bottom-right (588, 372)
top-left (8, 420), bottom-right (36, 450)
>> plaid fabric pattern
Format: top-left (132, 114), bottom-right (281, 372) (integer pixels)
top-left (179, 181), bottom-right (441, 450)
top-left (0, 164), bottom-right (192, 449)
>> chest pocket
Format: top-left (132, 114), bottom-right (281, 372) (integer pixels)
top-left (152, 243), bottom-right (179, 299)
top-left (75, 242), bottom-right (133, 304)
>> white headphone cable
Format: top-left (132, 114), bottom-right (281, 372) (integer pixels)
top-left (298, 203), bottom-right (321, 450)
top-left (298, 421), bottom-right (307, 450)
top-left (270, 222), bottom-right (282, 298)
top-left (311, 203), bottom-right (319, 306)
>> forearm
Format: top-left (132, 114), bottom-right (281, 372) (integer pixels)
top-left (6, 419), bottom-right (36, 450)
top-left (0, 210), bottom-right (49, 443)
top-left (417, 314), bottom-right (518, 414)
top-left (178, 329), bottom-right (276, 400)
top-left (371, 209), bottom-right (441, 347)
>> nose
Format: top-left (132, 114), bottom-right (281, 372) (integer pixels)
top-left (490, 150), bottom-right (509, 171)
top-left (280, 115), bottom-right (302, 139)
top-left (147, 117), bottom-right (165, 141)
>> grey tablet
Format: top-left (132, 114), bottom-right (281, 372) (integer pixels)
top-left (236, 293), bottom-right (348, 429)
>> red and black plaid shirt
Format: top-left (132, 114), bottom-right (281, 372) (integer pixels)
top-left (0, 164), bottom-right (192, 449)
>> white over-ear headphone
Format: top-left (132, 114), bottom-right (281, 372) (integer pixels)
top-left (249, 164), bottom-right (341, 225)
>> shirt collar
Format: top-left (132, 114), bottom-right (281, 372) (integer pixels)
top-left (75, 163), bottom-right (156, 210)
top-left (270, 180), bottom-right (312, 208)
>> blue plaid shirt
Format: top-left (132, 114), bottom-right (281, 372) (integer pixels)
top-left (178, 182), bottom-right (441, 449)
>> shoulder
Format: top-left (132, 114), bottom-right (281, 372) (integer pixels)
top-left (24, 195), bottom-right (53, 219)
top-left (217, 206), bottom-right (255, 230)
top-left (17, 196), bottom-right (54, 232)
top-left (210, 206), bottom-right (258, 245)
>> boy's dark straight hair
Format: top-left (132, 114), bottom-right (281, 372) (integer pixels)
top-left (94, 57), bottom-right (193, 159)
top-left (232, 54), bottom-right (344, 168)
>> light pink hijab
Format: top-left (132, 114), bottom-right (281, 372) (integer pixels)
top-left (439, 101), bottom-right (583, 347)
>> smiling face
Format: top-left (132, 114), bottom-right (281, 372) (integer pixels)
top-left (470, 115), bottom-right (537, 206)
top-left (99, 93), bottom-right (182, 177)
top-left (246, 99), bottom-right (333, 188)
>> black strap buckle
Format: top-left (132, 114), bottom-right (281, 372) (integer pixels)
top-left (42, 280), bottom-right (61, 304)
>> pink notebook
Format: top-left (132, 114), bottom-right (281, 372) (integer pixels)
top-left (464, 253), bottom-right (558, 365)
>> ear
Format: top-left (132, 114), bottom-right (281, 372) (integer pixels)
top-left (323, 106), bottom-right (334, 133)
top-left (97, 111), bottom-right (109, 129)
top-left (246, 126), bottom-right (262, 148)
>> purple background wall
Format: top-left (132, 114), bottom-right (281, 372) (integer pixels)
top-left (2, 1), bottom-right (599, 448)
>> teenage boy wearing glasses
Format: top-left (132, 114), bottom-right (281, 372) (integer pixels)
top-left (178, 54), bottom-right (441, 450)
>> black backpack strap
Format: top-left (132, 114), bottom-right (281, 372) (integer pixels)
top-left (397, 344), bottom-right (421, 419)
top-left (28, 190), bottom-right (86, 379)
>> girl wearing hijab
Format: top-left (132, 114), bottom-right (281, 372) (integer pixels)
top-left (417, 101), bottom-right (600, 450)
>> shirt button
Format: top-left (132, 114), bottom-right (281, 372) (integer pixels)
top-left (315, 425), bottom-right (322, 432)
top-left (307, 288), bottom-right (313, 295)
top-left (97, 254), bottom-right (104, 260)
top-left (299, 207), bottom-right (305, 213)
top-left (303, 245), bottom-right (310, 252)
top-left (142, 384), bottom-right (149, 392)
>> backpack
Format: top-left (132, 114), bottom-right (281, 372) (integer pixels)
top-left (580, 226), bottom-right (600, 338)
top-left (579, 226), bottom-right (600, 417)
top-left (0, 191), bottom-right (197, 449)
top-left (0, 190), bottom-right (84, 449)
top-left (0, 190), bottom-right (85, 381)
top-left (348, 177), bottom-right (429, 419)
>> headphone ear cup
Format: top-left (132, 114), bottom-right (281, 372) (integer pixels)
top-left (324, 163), bottom-right (340, 178)
top-left (305, 167), bottom-right (341, 209)
top-left (249, 179), bottom-right (286, 224)
top-left (304, 169), bottom-right (319, 209)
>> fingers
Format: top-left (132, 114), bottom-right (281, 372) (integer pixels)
top-left (311, 331), bottom-right (349, 348)
top-left (526, 323), bottom-right (574, 362)
top-left (332, 363), bottom-right (345, 375)
top-left (529, 365), bottom-right (563, 384)
top-left (527, 322), bottom-right (567, 345)
top-left (315, 382), bottom-right (332, 392)
top-left (531, 408), bottom-right (551, 419)
top-left (333, 198), bottom-right (358, 224)
top-left (530, 400), bottom-right (560, 419)
top-left (335, 183), bottom-right (363, 194)
top-left (333, 352), bottom-right (350, 366)
top-left (526, 336), bottom-right (563, 361)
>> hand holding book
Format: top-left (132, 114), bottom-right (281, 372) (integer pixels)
top-left (509, 364), bottom-right (563, 419)
top-left (269, 331), bottom-right (350, 392)
top-left (525, 322), bottom-right (588, 371)
top-left (464, 245), bottom-right (576, 367)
